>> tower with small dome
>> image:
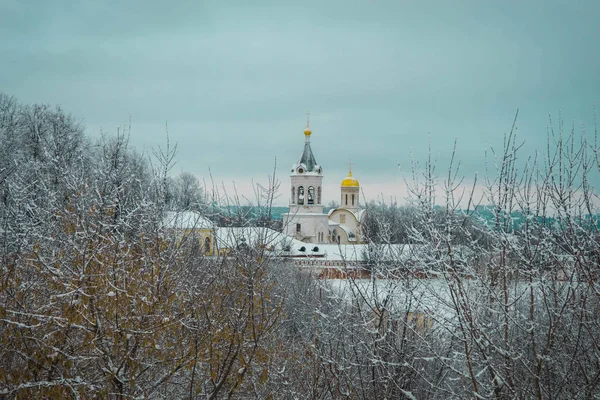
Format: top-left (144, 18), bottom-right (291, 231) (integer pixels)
top-left (328, 167), bottom-right (365, 244)
top-left (282, 119), bottom-right (330, 243)
top-left (282, 118), bottom-right (366, 245)
top-left (340, 168), bottom-right (360, 212)
top-left (288, 120), bottom-right (324, 214)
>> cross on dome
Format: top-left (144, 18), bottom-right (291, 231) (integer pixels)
top-left (341, 162), bottom-right (359, 187)
top-left (304, 111), bottom-right (312, 136)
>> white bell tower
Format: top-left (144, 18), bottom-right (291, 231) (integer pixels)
top-left (282, 116), bottom-right (329, 243)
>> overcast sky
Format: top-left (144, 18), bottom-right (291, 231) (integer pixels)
top-left (2, 0), bottom-right (599, 205)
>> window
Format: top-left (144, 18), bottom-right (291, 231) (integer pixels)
top-left (308, 186), bottom-right (314, 204)
top-left (406, 312), bottom-right (433, 332)
top-left (340, 214), bottom-right (346, 224)
top-left (296, 223), bottom-right (301, 233)
top-left (317, 186), bottom-right (321, 204)
top-left (298, 186), bottom-right (304, 205)
top-left (291, 186), bottom-right (295, 204)
top-left (345, 194), bottom-right (348, 205)
top-left (352, 194), bottom-right (355, 206)
top-left (204, 237), bottom-right (211, 253)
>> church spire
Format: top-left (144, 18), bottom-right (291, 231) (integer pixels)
top-left (296, 115), bottom-right (319, 173)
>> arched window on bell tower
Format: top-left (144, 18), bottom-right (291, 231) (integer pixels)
top-left (317, 186), bottom-right (321, 205)
top-left (308, 186), bottom-right (314, 205)
top-left (298, 186), bottom-right (304, 205)
top-left (291, 186), bottom-right (295, 204)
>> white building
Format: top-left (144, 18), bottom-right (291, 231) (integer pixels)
top-left (282, 122), bottom-right (366, 244)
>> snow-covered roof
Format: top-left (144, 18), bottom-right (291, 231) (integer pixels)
top-left (284, 212), bottom-right (329, 217)
top-left (289, 169), bottom-right (322, 176)
top-left (336, 224), bottom-right (357, 241)
top-left (279, 243), bottom-right (418, 262)
top-left (296, 141), bottom-right (319, 172)
top-left (327, 207), bottom-right (366, 222)
top-left (355, 209), bottom-right (366, 222)
top-left (213, 226), bottom-right (305, 252)
top-left (208, 225), bottom-right (429, 264)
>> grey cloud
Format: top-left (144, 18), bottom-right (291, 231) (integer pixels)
top-left (1, 0), bottom-right (599, 190)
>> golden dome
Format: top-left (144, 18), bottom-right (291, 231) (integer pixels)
top-left (341, 170), bottom-right (359, 187)
top-left (304, 112), bottom-right (312, 136)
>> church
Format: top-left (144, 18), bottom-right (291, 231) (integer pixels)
top-left (281, 121), bottom-right (366, 244)
top-left (164, 120), bottom-right (368, 262)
